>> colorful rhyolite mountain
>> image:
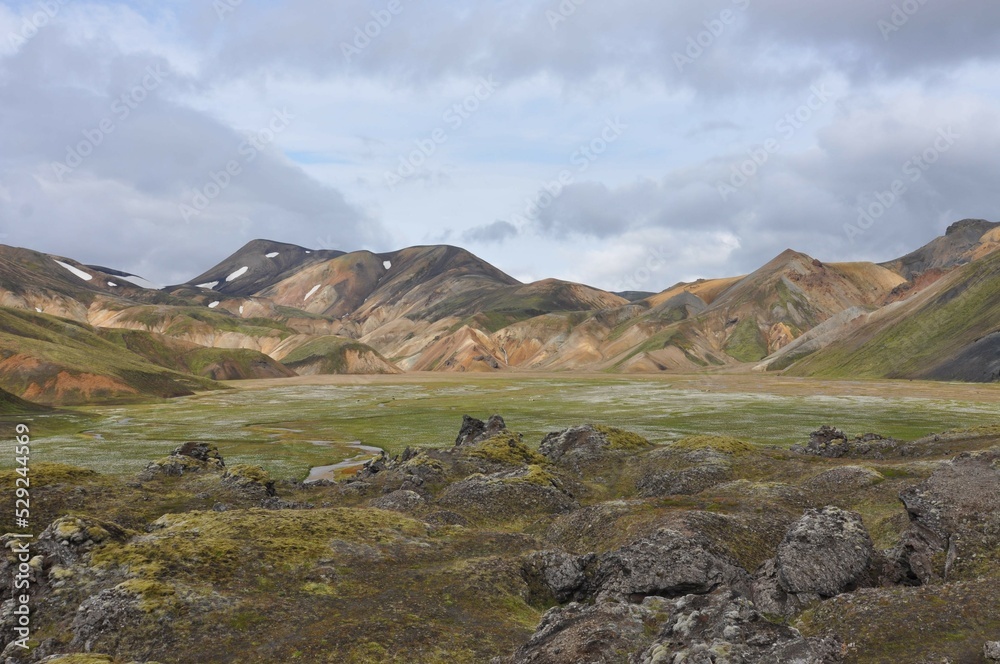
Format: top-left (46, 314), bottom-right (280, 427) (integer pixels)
top-left (0, 219), bottom-right (997, 403)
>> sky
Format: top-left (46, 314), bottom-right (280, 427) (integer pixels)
top-left (1, 0), bottom-right (999, 291)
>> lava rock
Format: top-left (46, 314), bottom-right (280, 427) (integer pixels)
top-left (637, 588), bottom-right (844, 664)
top-left (893, 448), bottom-right (1000, 584)
top-left (369, 489), bottom-right (426, 513)
top-left (594, 528), bottom-right (752, 602)
top-left (522, 550), bottom-right (595, 603)
top-left (754, 506), bottom-right (880, 617)
top-left (455, 414), bottom-right (509, 446)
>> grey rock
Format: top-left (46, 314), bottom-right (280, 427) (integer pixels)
top-left (369, 489), bottom-right (425, 513)
top-left (594, 528), bottom-right (751, 602)
top-left (636, 588), bottom-right (844, 664)
top-left (455, 414), bottom-right (508, 446)
top-left (70, 587), bottom-right (144, 654)
top-left (893, 448), bottom-right (1000, 584)
top-left (753, 507), bottom-right (879, 617)
top-left (438, 468), bottom-right (578, 521)
top-left (501, 599), bottom-right (667, 664)
top-left (522, 550), bottom-right (595, 603)
top-left (985, 641), bottom-right (1000, 662)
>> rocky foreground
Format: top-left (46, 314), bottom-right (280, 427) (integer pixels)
top-left (2, 420), bottom-right (1000, 663)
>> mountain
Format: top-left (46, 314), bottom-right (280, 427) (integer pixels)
top-left (784, 246), bottom-right (1000, 382)
top-left (0, 218), bottom-right (995, 393)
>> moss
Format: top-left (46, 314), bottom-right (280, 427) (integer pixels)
top-left (92, 508), bottom-right (427, 582)
top-left (464, 432), bottom-right (547, 466)
top-left (724, 318), bottom-right (769, 363)
top-left (502, 464), bottom-right (559, 487)
top-left (224, 464), bottom-right (270, 483)
top-left (593, 425), bottom-right (653, 451)
top-left (117, 578), bottom-right (178, 613)
top-left (673, 435), bottom-right (754, 455)
top-left (0, 462), bottom-right (97, 488)
top-left (41, 656), bottom-right (117, 664)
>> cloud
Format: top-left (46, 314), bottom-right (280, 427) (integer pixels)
top-left (462, 220), bottom-right (519, 244)
top-left (0, 9), bottom-right (385, 284)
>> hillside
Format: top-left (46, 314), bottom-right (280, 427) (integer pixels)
top-left (786, 247), bottom-right (1000, 382)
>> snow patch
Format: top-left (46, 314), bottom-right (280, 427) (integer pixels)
top-left (196, 281), bottom-right (219, 290)
top-left (265, 252), bottom-right (280, 258)
top-left (108, 282), bottom-right (118, 287)
top-left (120, 275), bottom-right (162, 290)
top-left (208, 301), bottom-right (221, 309)
top-left (227, 266), bottom-right (249, 282)
top-left (305, 250), bottom-right (312, 254)
top-left (54, 260), bottom-right (93, 281)
top-left (34, 307), bottom-right (42, 313)
top-left (239, 305), bottom-right (245, 315)
top-left (383, 260), bottom-right (392, 270)
top-left (304, 284), bottom-right (321, 301)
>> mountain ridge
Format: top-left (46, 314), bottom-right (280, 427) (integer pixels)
top-left (0, 218), bottom-right (996, 405)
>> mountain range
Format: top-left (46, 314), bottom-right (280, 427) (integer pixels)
top-left (0, 218), bottom-right (997, 405)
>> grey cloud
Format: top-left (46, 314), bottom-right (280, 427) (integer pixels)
top-left (462, 220), bottom-right (519, 244)
top-left (195, 0), bottom-right (1000, 95)
top-left (0, 21), bottom-right (385, 284)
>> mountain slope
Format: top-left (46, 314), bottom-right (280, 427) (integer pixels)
top-left (787, 247), bottom-right (1000, 381)
top-left (0, 307), bottom-right (224, 405)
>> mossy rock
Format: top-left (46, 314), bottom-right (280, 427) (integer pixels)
top-left (223, 464), bottom-right (271, 484)
top-left (593, 425), bottom-right (653, 451)
top-left (673, 435), bottom-right (754, 456)
top-left (91, 508), bottom-right (427, 582)
top-left (464, 432), bottom-right (548, 466)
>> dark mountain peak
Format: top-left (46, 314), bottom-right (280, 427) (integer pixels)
top-left (945, 219), bottom-right (998, 236)
top-left (882, 219), bottom-right (1000, 281)
top-left (180, 239), bottom-right (346, 297)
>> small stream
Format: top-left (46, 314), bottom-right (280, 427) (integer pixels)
top-left (304, 441), bottom-right (383, 483)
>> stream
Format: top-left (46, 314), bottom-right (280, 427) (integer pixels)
top-left (304, 441), bottom-right (383, 483)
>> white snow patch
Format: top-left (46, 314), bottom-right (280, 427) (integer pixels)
top-left (304, 284), bottom-right (321, 301)
top-left (196, 281), bottom-right (219, 290)
top-left (120, 275), bottom-right (162, 290)
top-left (239, 305), bottom-right (245, 315)
top-left (108, 282), bottom-right (118, 287)
top-left (208, 301), bottom-right (221, 309)
top-left (305, 250), bottom-right (312, 254)
top-left (54, 260), bottom-right (93, 281)
top-left (226, 266), bottom-right (249, 282)
top-left (383, 261), bottom-right (392, 270)
top-left (34, 307), bottom-right (42, 313)
top-left (265, 252), bottom-right (280, 258)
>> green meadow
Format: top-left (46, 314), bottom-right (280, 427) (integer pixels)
top-left (3, 374), bottom-right (998, 481)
